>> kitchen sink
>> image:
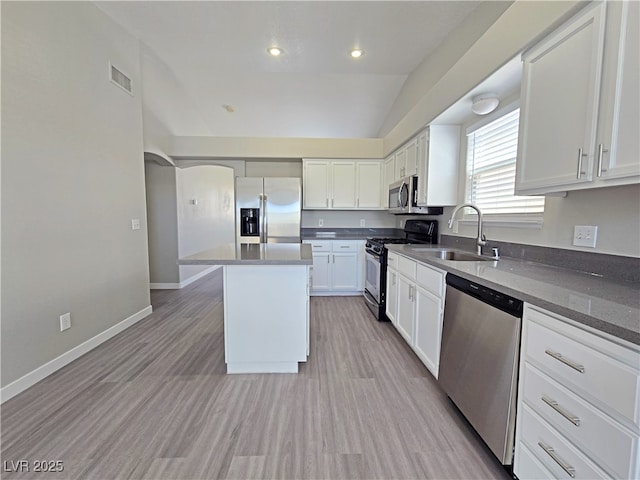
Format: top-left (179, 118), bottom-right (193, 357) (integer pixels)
top-left (409, 248), bottom-right (493, 262)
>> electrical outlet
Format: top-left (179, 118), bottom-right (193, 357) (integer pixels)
top-left (60, 312), bottom-right (71, 332)
top-left (131, 218), bottom-right (141, 230)
top-left (573, 225), bottom-right (598, 248)
top-left (360, 219), bottom-right (365, 227)
top-left (318, 218), bottom-right (323, 227)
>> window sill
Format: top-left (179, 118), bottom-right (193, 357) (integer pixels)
top-left (459, 215), bottom-right (543, 229)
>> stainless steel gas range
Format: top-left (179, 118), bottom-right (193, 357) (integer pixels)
top-left (363, 220), bottom-right (438, 321)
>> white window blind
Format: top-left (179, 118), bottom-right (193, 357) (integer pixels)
top-left (466, 108), bottom-right (544, 215)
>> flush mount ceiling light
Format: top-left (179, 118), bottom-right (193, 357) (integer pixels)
top-left (222, 104), bottom-right (234, 113)
top-left (267, 46), bottom-right (283, 57)
top-left (350, 48), bottom-right (364, 58)
top-left (471, 94), bottom-right (500, 115)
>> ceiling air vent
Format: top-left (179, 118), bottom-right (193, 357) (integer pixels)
top-left (109, 62), bottom-right (133, 95)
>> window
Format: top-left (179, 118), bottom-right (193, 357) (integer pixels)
top-left (466, 108), bottom-right (544, 218)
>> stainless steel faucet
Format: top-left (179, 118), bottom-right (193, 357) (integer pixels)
top-left (448, 203), bottom-right (487, 255)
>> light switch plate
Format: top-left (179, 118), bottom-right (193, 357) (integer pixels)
top-left (573, 225), bottom-right (597, 248)
top-left (360, 219), bottom-right (365, 227)
top-left (60, 312), bottom-right (71, 331)
top-left (318, 218), bottom-right (323, 227)
top-left (131, 218), bottom-right (141, 230)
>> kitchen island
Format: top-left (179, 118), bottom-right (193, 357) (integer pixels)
top-left (180, 243), bottom-right (313, 373)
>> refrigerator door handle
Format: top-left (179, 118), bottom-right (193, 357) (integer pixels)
top-left (262, 194), bottom-right (268, 242)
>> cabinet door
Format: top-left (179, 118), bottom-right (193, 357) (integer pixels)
top-left (331, 161), bottom-right (356, 208)
top-left (516, 2), bottom-right (606, 194)
top-left (416, 129), bottom-right (430, 205)
top-left (383, 155), bottom-right (395, 205)
top-left (405, 139), bottom-right (418, 176)
top-left (303, 160), bottom-right (330, 208)
top-left (310, 253), bottom-right (331, 292)
top-left (356, 161), bottom-right (382, 209)
top-left (396, 275), bottom-right (415, 344)
top-left (414, 286), bottom-right (443, 379)
top-left (596, 0), bottom-right (640, 183)
top-left (331, 253), bottom-right (358, 290)
top-left (395, 149), bottom-right (406, 180)
top-left (386, 269), bottom-right (398, 325)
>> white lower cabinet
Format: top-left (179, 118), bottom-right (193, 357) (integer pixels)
top-left (385, 268), bottom-right (398, 326)
top-left (514, 304), bottom-right (640, 480)
top-left (304, 240), bottom-right (364, 295)
top-left (414, 286), bottom-right (443, 378)
top-left (385, 250), bottom-right (446, 379)
top-left (396, 274), bottom-right (415, 344)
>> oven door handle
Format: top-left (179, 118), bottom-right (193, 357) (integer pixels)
top-left (363, 290), bottom-right (378, 308)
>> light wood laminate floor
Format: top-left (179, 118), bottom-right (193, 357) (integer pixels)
top-left (1, 269), bottom-right (511, 479)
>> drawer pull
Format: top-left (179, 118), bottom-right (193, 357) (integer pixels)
top-left (545, 349), bottom-right (585, 373)
top-left (339, 246), bottom-right (350, 248)
top-left (541, 395), bottom-right (581, 426)
top-left (538, 441), bottom-right (576, 478)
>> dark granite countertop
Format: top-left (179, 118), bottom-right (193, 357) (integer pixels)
top-left (387, 244), bottom-right (640, 346)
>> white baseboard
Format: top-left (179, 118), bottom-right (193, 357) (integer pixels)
top-left (149, 282), bottom-right (181, 289)
top-left (150, 265), bottom-right (220, 290)
top-left (0, 305), bottom-right (153, 404)
top-left (310, 291), bottom-right (363, 297)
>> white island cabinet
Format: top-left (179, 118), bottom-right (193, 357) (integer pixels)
top-left (179, 243), bottom-right (313, 374)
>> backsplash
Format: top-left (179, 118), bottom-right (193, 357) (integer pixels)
top-left (441, 234), bottom-right (640, 283)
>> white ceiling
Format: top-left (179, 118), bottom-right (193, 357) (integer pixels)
top-left (95, 1), bottom-right (484, 139)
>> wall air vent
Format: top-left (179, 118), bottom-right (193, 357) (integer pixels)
top-left (109, 62), bottom-right (133, 95)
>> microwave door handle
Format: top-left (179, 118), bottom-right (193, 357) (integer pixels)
top-left (398, 181), bottom-right (405, 207)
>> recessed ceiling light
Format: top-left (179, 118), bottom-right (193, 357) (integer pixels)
top-left (350, 49), bottom-right (364, 59)
top-left (267, 47), bottom-right (283, 57)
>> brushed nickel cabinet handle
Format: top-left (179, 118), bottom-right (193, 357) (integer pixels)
top-left (538, 441), bottom-right (576, 478)
top-left (541, 395), bottom-right (581, 426)
top-left (597, 143), bottom-right (609, 177)
top-left (576, 148), bottom-right (587, 179)
top-left (545, 349), bottom-right (585, 373)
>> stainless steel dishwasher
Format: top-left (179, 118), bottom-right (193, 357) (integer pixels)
top-left (438, 273), bottom-right (523, 465)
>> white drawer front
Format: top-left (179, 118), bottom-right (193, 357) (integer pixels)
top-left (304, 240), bottom-right (332, 252)
top-left (515, 441), bottom-right (556, 480)
top-left (387, 252), bottom-right (399, 270)
top-left (331, 241), bottom-right (359, 252)
top-left (522, 363), bottom-right (637, 479)
top-left (416, 263), bottom-right (444, 297)
top-left (524, 316), bottom-right (640, 427)
top-left (397, 255), bottom-right (416, 280)
top-left (520, 405), bottom-right (609, 480)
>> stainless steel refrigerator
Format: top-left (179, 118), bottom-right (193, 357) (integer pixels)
top-left (236, 177), bottom-right (301, 244)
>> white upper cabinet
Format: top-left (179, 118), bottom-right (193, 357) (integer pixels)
top-left (383, 154), bottom-right (395, 206)
top-left (595, 0), bottom-right (639, 182)
top-left (302, 159), bottom-right (383, 210)
top-left (404, 138), bottom-right (418, 177)
top-left (384, 126), bottom-right (459, 206)
top-left (416, 125), bottom-right (460, 206)
top-left (331, 161), bottom-right (356, 208)
top-left (356, 161), bottom-right (383, 209)
top-left (516, 1), bottom-right (639, 195)
top-left (394, 148), bottom-right (407, 180)
top-left (303, 160), bottom-right (331, 208)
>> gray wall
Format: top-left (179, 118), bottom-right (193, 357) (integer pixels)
top-left (2, 2), bottom-right (151, 387)
top-left (145, 162), bottom-right (180, 284)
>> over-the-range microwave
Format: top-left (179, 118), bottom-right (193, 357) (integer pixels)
top-left (388, 176), bottom-right (443, 215)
